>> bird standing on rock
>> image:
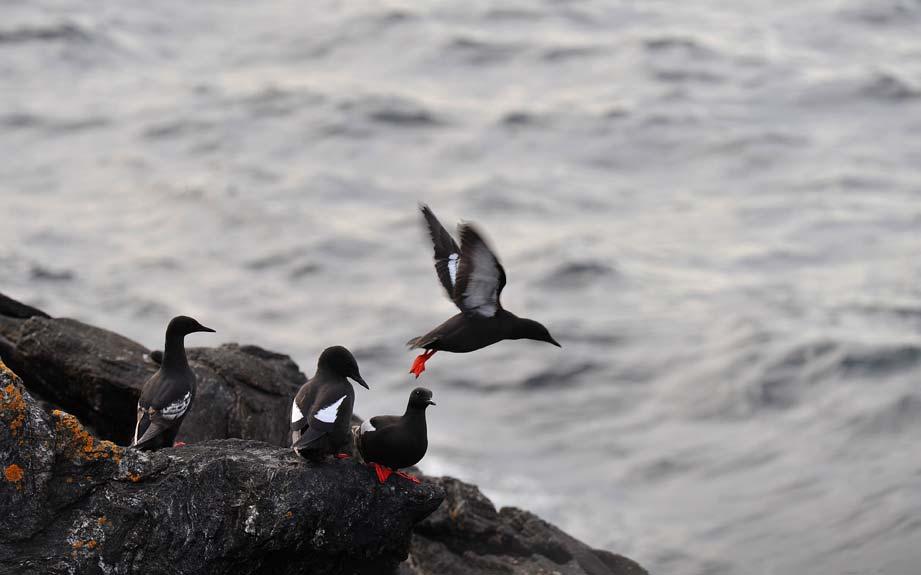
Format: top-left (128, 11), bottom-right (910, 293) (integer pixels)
top-left (355, 387), bottom-right (435, 484)
top-left (132, 315), bottom-right (215, 451)
top-left (407, 205), bottom-right (561, 377)
top-left (291, 346), bottom-right (369, 459)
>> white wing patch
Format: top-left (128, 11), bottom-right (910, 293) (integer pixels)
top-left (133, 404), bottom-right (142, 444)
top-left (291, 399), bottom-right (303, 423)
top-left (161, 392), bottom-right (192, 420)
top-left (360, 419), bottom-right (376, 434)
top-left (447, 253), bottom-right (459, 286)
top-left (314, 395), bottom-right (346, 423)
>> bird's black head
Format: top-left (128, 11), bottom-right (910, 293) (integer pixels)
top-left (408, 387), bottom-right (435, 410)
top-left (318, 345), bottom-right (369, 389)
top-left (166, 315), bottom-right (215, 337)
top-left (513, 318), bottom-right (561, 348)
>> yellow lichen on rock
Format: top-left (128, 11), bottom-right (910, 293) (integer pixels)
top-left (52, 410), bottom-right (124, 464)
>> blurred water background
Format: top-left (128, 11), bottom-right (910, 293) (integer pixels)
top-left (3, 1), bottom-right (921, 573)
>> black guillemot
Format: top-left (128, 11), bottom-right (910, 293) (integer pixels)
top-left (132, 315), bottom-right (214, 451)
top-left (407, 204), bottom-right (561, 377)
top-left (291, 346), bottom-right (369, 459)
top-left (355, 387), bottom-right (435, 483)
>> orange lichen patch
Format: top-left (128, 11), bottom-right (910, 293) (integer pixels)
top-left (285, 511), bottom-right (293, 519)
top-left (97, 517), bottom-right (109, 526)
top-left (1, 381), bottom-right (28, 438)
top-left (4, 463), bottom-right (23, 483)
top-left (127, 473), bottom-right (142, 483)
top-left (72, 541), bottom-right (84, 549)
top-left (52, 410), bottom-right (123, 464)
top-left (0, 358), bottom-right (19, 381)
top-left (86, 540), bottom-right (97, 550)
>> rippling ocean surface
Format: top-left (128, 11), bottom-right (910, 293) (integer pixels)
top-left (3, 1), bottom-right (921, 572)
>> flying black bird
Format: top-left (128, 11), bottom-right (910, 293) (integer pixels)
top-left (407, 204), bottom-right (561, 377)
top-left (355, 387), bottom-right (435, 483)
top-left (132, 315), bottom-right (214, 451)
top-left (291, 346), bottom-right (369, 459)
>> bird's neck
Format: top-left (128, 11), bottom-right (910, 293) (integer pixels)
top-left (162, 332), bottom-right (190, 372)
top-left (403, 405), bottom-right (428, 424)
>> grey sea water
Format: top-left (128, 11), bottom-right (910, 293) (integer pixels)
top-left (2, 1), bottom-right (921, 573)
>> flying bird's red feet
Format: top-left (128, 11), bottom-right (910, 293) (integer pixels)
top-left (335, 453), bottom-right (351, 459)
top-left (174, 442), bottom-right (187, 447)
top-left (409, 349), bottom-right (437, 378)
top-left (396, 470), bottom-right (421, 484)
top-left (371, 462), bottom-right (393, 483)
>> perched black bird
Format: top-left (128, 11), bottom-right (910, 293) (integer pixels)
top-left (407, 204), bottom-right (561, 377)
top-left (132, 316), bottom-right (215, 451)
top-left (291, 346), bottom-right (369, 459)
top-left (355, 387), bottom-right (435, 483)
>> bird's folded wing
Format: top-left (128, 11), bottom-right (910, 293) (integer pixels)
top-left (133, 407), bottom-right (169, 447)
top-left (292, 394), bottom-right (346, 447)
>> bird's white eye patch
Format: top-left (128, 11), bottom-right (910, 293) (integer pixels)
top-left (448, 253), bottom-right (459, 285)
top-left (161, 392), bottom-right (191, 420)
top-left (360, 419), bottom-right (375, 434)
top-left (291, 399), bottom-right (303, 423)
top-left (315, 395), bottom-right (346, 423)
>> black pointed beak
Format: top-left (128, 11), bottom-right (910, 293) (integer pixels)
top-left (198, 325), bottom-right (216, 333)
top-left (548, 337), bottom-right (561, 348)
top-left (426, 399), bottom-right (436, 406)
top-left (352, 375), bottom-right (370, 389)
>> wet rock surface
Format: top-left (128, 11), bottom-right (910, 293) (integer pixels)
top-left (403, 476), bottom-right (647, 575)
top-left (0, 360), bottom-right (443, 574)
top-left (0, 293), bottom-right (646, 574)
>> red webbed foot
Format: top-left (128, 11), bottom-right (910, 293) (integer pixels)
top-left (395, 470), bottom-right (421, 484)
top-left (371, 462), bottom-right (393, 483)
top-left (174, 441), bottom-right (187, 448)
top-left (334, 453), bottom-right (351, 459)
top-left (409, 349), bottom-right (437, 378)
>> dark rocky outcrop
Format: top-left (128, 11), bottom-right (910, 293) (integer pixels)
top-left (0, 299), bottom-right (304, 446)
top-left (403, 477), bottom-right (646, 575)
top-left (0, 292), bottom-right (646, 574)
top-left (0, 361), bottom-right (443, 574)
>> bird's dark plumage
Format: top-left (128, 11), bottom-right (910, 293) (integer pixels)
top-left (290, 346), bottom-right (369, 459)
top-left (408, 205), bottom-right (560, 377)
top-left (132, 315), bottom-right (214, 451)
top-left (356, 387), bottom-right (434, 482)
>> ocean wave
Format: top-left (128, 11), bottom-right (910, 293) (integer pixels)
top-left (838, 343), bottom-right (921, 376)
top-left (740, 340), bottom-right (921, 410)
top-left (1, 112), bottom-right (108, 134)
top-left (540, 260), bottom-right (617, 289)
top-left (497, 110), bottom-right (547, 128)
top-left (340, 95), bottom-right (444, 128)
top-left (860, 71), bottom-right (921, 102)
top-left (643, 35), bottom-right (714, 58)
top-left (518, 361), bottom-right (598, 390)
top-left (0, 22), bottom-right (92, 45)
top-left (847, 393), bottom-right (921, 436)
top-left (29, 264), bottom-right (74, 282)
top-left (442, 35), bottom-right (525, 65)
top-left (540, 45), bottom-right (600, 62)
top-left (141, 118), bottom-right (215, 141)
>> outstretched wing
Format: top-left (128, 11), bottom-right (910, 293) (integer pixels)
top-left (420, 204), bottom-right (461, 300)
top-left (453, 224), bottom-right (506, 317)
